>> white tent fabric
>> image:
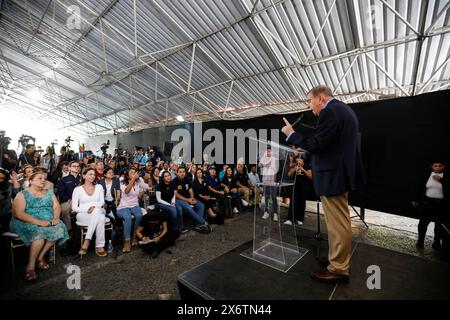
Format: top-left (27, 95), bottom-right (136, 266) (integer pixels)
top-left (0, 0), bottom-right (449, 137)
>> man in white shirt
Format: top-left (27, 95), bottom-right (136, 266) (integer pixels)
top-left (412, 161), bottom-right (448, 251)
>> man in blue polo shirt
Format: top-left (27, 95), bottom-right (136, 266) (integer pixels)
top-left (172, 167), bottom-right (210, 233)
top-left (57, 160), bottom-right (81, 234)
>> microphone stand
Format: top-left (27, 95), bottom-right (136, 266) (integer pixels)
top-left (289, 115), bottom-right (327, 263)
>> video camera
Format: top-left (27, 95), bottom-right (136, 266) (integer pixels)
top-left (65, 136), bottom-right (74, 148)
top-left (18, 134), bottom-right (36, 151)
top-left (101, 140), bottom-right (110, 154)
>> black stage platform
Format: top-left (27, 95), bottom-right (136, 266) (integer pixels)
top-left (177, 229), bottom-right (450, 300)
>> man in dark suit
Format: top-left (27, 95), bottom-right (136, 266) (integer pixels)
top-left (282, 85), bottom-right (362, 283)
top-left (75, 146), bottom-right (86, 163)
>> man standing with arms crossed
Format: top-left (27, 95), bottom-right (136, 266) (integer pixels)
top-left (282, 85), bottom-right (362, 283)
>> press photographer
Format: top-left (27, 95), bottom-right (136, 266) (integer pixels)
top-left (0, 130), bottom-right (17, 172)
top-left (17, 139), bottom-right (38, 168)
top-left (100, 140), bottom-right (110, 162)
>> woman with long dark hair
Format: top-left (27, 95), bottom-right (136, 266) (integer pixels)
top-left (41, 146), bottom-right (57, 175)
top-left (117, 167), bottom-right (149, 253)
top-left (193, 168), bottom-right (217, 220)
top-left (150, 167), bottom-right (160, 187)
top-left (155, 171), bottom-right (182, 231)
top-left (221, 166), bottom-right (242, 214)
top-left (72, 167), bottom-right (108, 257)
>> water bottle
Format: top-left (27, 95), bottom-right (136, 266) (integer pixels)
top-left (144, 193), bottom-right (150, 209)
top-left (106, 240), bottom-right (113, 253)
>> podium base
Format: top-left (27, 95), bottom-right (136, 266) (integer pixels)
top-left (240, 239), bottom-right (308, 273)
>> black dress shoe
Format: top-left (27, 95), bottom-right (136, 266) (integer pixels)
top-left (310, 270), bottom-right (349, 283)
top-left (416, 242), bottom-right (424, 249)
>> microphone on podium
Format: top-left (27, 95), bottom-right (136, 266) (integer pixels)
top-left (291, 113), bottom-right (306, 127)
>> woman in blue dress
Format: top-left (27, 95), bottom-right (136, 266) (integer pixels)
top-left (10, 170), bottom-right (68, 281)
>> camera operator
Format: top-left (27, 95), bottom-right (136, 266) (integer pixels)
top-left (0, 133), bottom-right (18, 172)
top-left (41, 146), bottom-right (57, 174)
top-left (18, 144), bottom-right (38, 168)
top-left (100, 140), bottom-right (110, 159)
top-left (58, 146), bottom-right (72, 165)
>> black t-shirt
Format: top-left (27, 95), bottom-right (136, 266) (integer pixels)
top-left (156, 181), bottom-right (175, 203)
top-left (221, 175), bottom-right (237, 189)
top-left (151, 175), bottom-right (160, 186)
top-left (139, 212), bottom-right (168, 239)
top-left (235, 172), bottom-right (249, 187)
top-left (172, 177), bottom-right (192, 198)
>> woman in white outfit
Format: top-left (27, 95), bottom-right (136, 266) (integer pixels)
top-left (72, 167), bottom-right (107, 257)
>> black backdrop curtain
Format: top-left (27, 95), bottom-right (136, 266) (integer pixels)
top-left (116, 90), bottom-right (450, 218)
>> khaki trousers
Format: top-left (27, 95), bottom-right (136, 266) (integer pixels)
top-left (60, 201), bottom-right (72, 231)
top-left (320, 192), bottom-right (352, 276)
top-left (238, 186), bottom-right (261, 205)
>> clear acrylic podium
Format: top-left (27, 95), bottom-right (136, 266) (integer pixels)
top-left (240, 138), bottom-right (308, 272)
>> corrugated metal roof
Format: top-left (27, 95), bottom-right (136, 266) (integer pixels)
top-left (1, 0), bottom-right (449, 137)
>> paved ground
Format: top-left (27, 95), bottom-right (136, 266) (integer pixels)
top-left (1, 206), bottom-right (447, 300)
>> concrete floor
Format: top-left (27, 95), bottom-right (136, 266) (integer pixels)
top-left (1, 206), bottom-right (447, 300)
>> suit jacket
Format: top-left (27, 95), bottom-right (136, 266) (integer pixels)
top-left (287, 99), bottom-right (362, 196)
top-left (98, 177), bottom-right (121, 202)
top-left (75, 152), bottom-right (87, 162)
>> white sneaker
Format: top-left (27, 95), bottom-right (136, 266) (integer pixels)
top-left (284, 220), bottom-right (293, 225)
top-left (262, 212), bottom-right (269, 219)
top-left (242, 199), bottom-right (249, 207)
top-left (233, 207), bottom-right (239, 214)
top-left (296, 220), bottom-right (303, 225)
top-left (273, 213), bottom-right (279, 222)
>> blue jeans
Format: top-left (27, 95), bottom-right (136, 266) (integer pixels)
top-left (264, 186), bottom-right (278, 213)
top-left (156, 203), bottom-right (183, 230)
top-left (117, 206), bottom-right (143, 240)
top-left (176, 199), bottom-right (205, 225)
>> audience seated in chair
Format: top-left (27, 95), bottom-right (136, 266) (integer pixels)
top-left (193, 168), bottom-right (217, 221)
top-left (117, 168), bottom-right (150, 252)
top-left (10, 170), bottom-right (68, 281)
top-left (221, 166), bottom-right (243, 214)
top-left (155, 171), bottom-right (183, 232)
top-left (235, 164), bottom-right (261, 209)
top-left (173, 167), bottom-right (210, 233)
top-left (72, 167), bottom-right (108, 257)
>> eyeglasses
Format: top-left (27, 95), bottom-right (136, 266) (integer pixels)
top-left (71, 164), bottom-right (80, 167)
